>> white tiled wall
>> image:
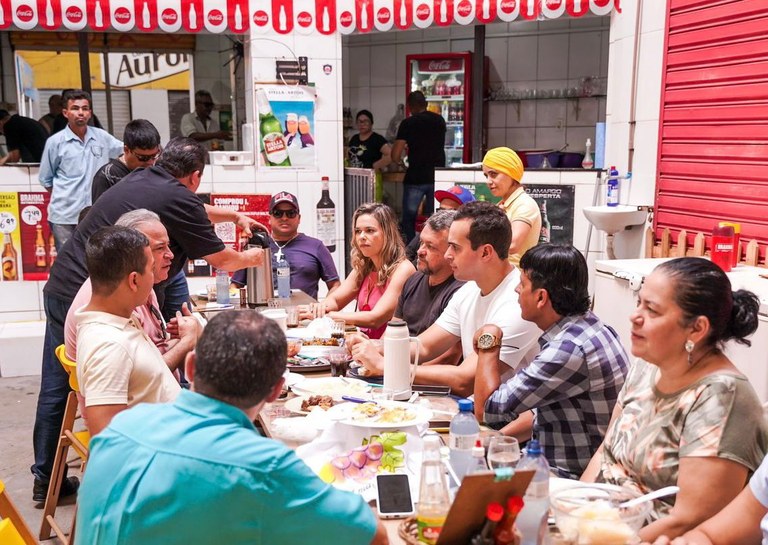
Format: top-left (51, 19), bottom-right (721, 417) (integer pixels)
top-left (342, 17), bottom-right (610, 154)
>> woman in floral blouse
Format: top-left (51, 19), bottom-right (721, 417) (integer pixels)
top-left (582, 257), bottom-right (768, 542)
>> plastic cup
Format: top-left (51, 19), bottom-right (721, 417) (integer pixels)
top-left (206, 284), bottom-right (217, 300)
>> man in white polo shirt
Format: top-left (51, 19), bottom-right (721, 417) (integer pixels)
top-left (75, 225), bottom-right (180, 436)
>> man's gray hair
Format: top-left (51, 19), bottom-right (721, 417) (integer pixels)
top-left (115, 209), bottom-right (161, 230)
top-left (426, 209), bottom-right (457, 232)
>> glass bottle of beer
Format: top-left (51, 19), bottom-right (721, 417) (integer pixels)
top-left (35, 224), bottom-right (47, 269)
top-left (316, 176), bottom-right (336, 253)
top-left (539, 200), bottom-right (551, 244)
top-left (48, 233), bottom-right (57, 267)
top-left (2, 233), bottom-right (19, 281)
top-left (255, 88), bottom-right (291, 167)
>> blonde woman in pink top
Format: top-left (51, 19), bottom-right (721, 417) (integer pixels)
top-left (320, 203), bottom-right (414, 339)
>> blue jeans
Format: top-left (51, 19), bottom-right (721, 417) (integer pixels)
top-left (49, 223), bottom-right (76, 253)
top-left (31, 292), bottom-right (73, 483)
top-left (157, 270), bottom-right (190, 322)
top-left (400, 183), bottom-right (434, 245)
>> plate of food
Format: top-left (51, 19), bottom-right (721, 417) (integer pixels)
top-left (327, 400), bottom-right (432, 429)
top-left (282, 370), bottom-right (306, 389)
top-left (286, 356), bottom-right (331, 373)
top-left (284, 395), bottom-right (337, 415)
top-left (290, 377), bottom-right (370, 399)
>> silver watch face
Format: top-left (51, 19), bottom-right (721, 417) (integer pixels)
top-left (477, 333), bottom-right (495, 349)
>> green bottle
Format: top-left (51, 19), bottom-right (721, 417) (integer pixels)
top-left (256, 88), bottom-right (291, 167)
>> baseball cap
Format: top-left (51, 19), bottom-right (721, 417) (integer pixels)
top-left (434, 185), bottom-right (476, 206)
top-left (269, 191), bottom-right (300, 212)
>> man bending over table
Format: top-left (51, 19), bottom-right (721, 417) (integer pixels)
top-left (75, 310), bottom-right (388, 545)
top-left (475, 244), bottom-right (629, 478)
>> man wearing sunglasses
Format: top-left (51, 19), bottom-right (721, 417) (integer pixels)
top-left (180, 90), bottom-right (232, 152)
top-left (91, 119), bottom-right (162, 202)
top-left (232, 192), bottom-right (340, 300)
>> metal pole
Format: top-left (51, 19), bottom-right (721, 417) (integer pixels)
top-left (102, 36), bottom-right (114, 135)
top-left (471, 25), bottom-right (485, 163)
top-left (77, 32), bottom-right (92, 95)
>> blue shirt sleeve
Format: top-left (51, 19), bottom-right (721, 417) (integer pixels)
top-left (39, 137), bottom-right (58, 188)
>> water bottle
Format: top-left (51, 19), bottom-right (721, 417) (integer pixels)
top-left (515, 439), bottom-right (549, 545)
top-left (276, 254), bottom-right (291, 298)
top-left (215, 268), bottom-right (230, 305)
top-left (417, 435), bottom-right (451, 545)
top-left (606, 166), bottom-right (620, 207)
top-left (449, 399), bottom-right (480, 481)
top-left (454, 126), bottom-right (463, 148)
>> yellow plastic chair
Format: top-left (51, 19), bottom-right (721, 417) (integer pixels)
top-left (39, 345), bottom-right (90, 543)
top-left (0, 480), bottom-right (37, 544)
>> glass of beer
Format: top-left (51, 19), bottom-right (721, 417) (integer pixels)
top-left (286, 306), bottom-right (300, 328)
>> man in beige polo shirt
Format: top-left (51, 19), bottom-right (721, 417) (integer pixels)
top-left (75, 225), bottom-right (181, 436)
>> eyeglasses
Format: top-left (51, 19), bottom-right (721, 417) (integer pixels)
top-left (271, 209), bottom-right (299, 219)
top-left (131, 148), bottom-right (161, 163)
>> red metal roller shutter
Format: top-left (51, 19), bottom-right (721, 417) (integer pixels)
top-left (656, 0), bottom-right (768, 261)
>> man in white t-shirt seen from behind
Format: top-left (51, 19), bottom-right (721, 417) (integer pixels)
top-left (75, 225), bottom-right (181, 436)
top-left (350, 200), bottom-right (540, 397)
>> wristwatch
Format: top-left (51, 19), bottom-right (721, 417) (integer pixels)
top-left (476, 333), bottom-right (502, 351)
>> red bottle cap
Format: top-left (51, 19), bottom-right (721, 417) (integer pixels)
top-left (486, 502), bottom-right (504, 522)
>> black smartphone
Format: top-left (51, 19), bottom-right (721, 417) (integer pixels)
top-left (412, 384), bottom-right (451, 396)
top-left (376, 474), bottom-right (415, 519)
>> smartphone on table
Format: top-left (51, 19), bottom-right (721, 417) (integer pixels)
top-left (375, 473), bottom-right (415, 519)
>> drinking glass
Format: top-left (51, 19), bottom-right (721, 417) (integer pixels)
top-left (267, 298), bottom-right (282, 309)
top-left (328, 350), bottom-right (351, 377)
top-left (206, 284), bottom-right (217, 301)
top-left (286, 306), bottom-right (300, 328)
top-left (487, 436), bottom-right (520, 470)
top-left (331, 318), bottom-right (346, 342)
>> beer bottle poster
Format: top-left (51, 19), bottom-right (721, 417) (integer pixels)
top-left (525, 184), bottom-right (575, 245)
top-left (256, 84), bottom-right (317, 169)
top-left (0, 193), bottom-right (22, 282)
top-left (210, 193), bottom-right (271, 251)
top-left (17, 192), bottom-right (53, 281)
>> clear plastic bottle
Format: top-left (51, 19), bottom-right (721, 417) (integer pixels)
top-left (449, 399), bottom-right (480, 481)
top-left (515, 439), bottom-right (549, 545)
top-left (468, 439), bottom-right (488, 474)
top-left (417, 435), bottom-right (450, 545)
top-left (276, 254), bottom-right (291, 298)
top-left (215, 269), bottom-right (230, 305)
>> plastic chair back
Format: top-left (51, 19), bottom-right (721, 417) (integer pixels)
top-left (55, 344), bottom-right (80, 392)
top-left (0, 519), bottom-right (27, 545)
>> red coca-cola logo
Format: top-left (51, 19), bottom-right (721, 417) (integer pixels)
top-left (253, 10), bottom-right (268, 25)
top-left (376, 7), bottom-right (390, 24)
top-left (114, 7), bottom-right (131, 22)
top-left (65, 6), bottom-right (84, 22)
top-left (161, 8), bottom-right (178, 24)
top-left (416, 4), bottom-right (430, 20)
top-left (339, 10), bottom-right (352, 26)
top-left (457, 0), bottom-right (472, 16)
top-left (428, 60), bottom-right (452, 70)
top-left (297, 11), bottom-right (312, 27)
top-left (499, 0), bottom-right (517, 13)
top-left (207, 9), bottom-right (224, 24)
top-left (545, 0), bottom-right (563, 8)
top-left (15, 5), bottom-right (34, 22)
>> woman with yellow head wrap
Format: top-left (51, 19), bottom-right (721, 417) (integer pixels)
top-left (482, 147), bottom-right (542, 267)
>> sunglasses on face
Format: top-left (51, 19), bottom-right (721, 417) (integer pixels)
top-left (132, 149), bottom-right (161, 162)
top-left (197, 101), bottom-right (214, 107)
top-left (272, 209), bottom-right (299, 219)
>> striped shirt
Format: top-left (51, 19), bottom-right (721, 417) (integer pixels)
top-left (484, 311), bottom-right (629, 478)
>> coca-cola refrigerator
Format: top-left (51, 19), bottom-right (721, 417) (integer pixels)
top-left (406, 52), bottom-right (475, 166)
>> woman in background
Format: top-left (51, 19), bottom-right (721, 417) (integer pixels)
top-left (582, 257), bottom-right (768, 542)
top-left (347, 110), bottom-right (391, 171)
top-left (317, 203), bottom-right (413, 339)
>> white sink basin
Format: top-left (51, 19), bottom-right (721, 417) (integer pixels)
top-left (583, 205), bottom-right (649, 235)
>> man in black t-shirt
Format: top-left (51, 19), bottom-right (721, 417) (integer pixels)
top-left (91, 119), bottom-right (161, 202)
top-left (0, 110), bottom-right (49, 164)
top-left (31, 137), bottom-right (267, 503)
top-left (392, 91), bottom-right (446, 244)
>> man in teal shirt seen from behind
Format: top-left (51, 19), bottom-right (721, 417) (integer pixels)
top-left (76, 310), bottom-right (388, 545)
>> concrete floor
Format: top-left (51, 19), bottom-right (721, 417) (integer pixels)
top-left (1, 375), bottom-right (75, 543)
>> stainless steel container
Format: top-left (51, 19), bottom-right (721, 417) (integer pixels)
top-left (246, 231), bottom-right (274, 307)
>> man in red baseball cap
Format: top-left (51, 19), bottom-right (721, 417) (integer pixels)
top-left (407, 185), bottom-right (476, 262)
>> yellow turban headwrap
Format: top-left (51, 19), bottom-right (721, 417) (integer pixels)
top-left (482, 147), bottom-right (524, 182)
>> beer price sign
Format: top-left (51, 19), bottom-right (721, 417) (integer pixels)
top-left (0, 193), bottom-right (21, 283)
top-left (17, 192), bottom-right (54, 282)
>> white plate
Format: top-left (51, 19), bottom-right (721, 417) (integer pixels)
top-left (326, 401), bottom-right (432, 429)
top-left (298, 345), bottom-right (343, 359)
top-left (291, 377), bottom-right (370, 399)
top-left (284, 396), bottom-right (337, 415)
top-left (283, 371), bottom-right (306, 388)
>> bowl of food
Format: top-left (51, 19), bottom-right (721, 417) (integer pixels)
top-left (551, 484), bottom-right (651, 545)
top-left (286, 338), bottom-right (303, 358)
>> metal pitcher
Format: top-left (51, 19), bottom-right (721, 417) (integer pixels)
top-left (246, 231), bottom-right (274, 307)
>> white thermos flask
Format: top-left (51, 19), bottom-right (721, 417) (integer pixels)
top-left (383, 319), bottom-right (421, 401)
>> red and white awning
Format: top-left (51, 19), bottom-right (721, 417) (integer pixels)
top-left (0, 0), bottom-right (620, 34)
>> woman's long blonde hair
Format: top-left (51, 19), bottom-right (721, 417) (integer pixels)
top-left (350, 202), bottom-right (406, 287)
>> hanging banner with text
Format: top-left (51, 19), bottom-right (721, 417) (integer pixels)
top-left (525, 184), bottom-right (575, 245)
top-left (1, 0), bottom-right (620, 34)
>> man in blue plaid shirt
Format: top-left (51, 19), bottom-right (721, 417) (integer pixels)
top-left (474, 244), bottom-right (629, 478)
